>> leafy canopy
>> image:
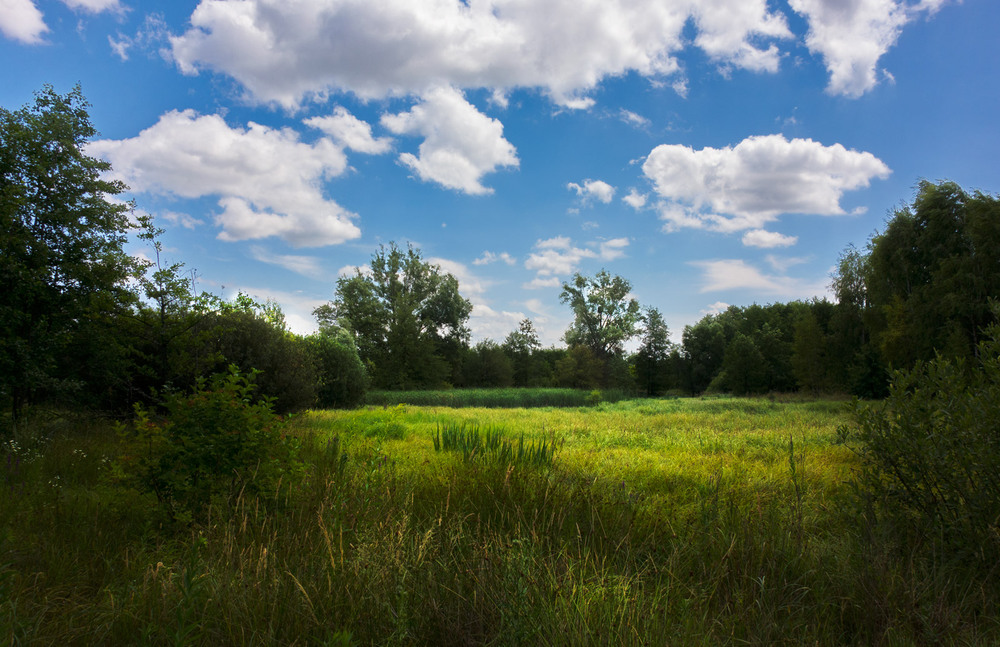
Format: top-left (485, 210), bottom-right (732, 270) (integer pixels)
top-left (560, 270), bottom-right (641, 360)
top-left (0, 84), bottom-right (141, 427)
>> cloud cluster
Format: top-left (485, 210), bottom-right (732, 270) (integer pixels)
top-left (381, 86), bottom-right (518, 195)
top-left (88, 110), bottom-right (361, 247)
top-left (167, 0), bottom-right (797, 109)
top-left (524, 236), bottom-right (629, 287)
top-left (305, 106), bottom-right (393, 154)
top-left (643, 134), bottom-right (890, 236)
top-left (567, 179), bottom-right (615, 205)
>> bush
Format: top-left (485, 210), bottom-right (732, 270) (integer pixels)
top-left (841, 325), bottom-right (1000, 563)
top-left (118, 367), bottom-right (301, 523)
top-left (202, 310), bottom-right (318, 414)
top-left (307, 328), bottom-right (368, 409)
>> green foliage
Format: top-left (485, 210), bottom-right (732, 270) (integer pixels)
top-left (118, 367), bottom-right (300, 522)
top-left (364, 387), bottom-right (627, 408)
top-left (462, 340), bottom-right (514, 387)
top-left (841, 325), bottom-right (1000, 563)
top-left (554, 345), bottom-right (603, 389)
top-left (865, 181), bottom-right (1000, 369)
top-left (502, 318), bottom-right (542, 387)
top-left (0, 85), bottom-right (140, 428)
top-left (432, 421), bottom-right (559, 467)
top-left (307, 324), bottom-right (368, 409)
top-left (331, 242), bottom-right (472, 390)
top-left (632, 306), bottom-right (674, 396)
top-left (560, 270), bottom-right (642, 366)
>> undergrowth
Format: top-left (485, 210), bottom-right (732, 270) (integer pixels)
top-left (1, 396), bottom-right (997, 645)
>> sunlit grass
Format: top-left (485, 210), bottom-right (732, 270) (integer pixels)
top-left (2, 397), bottom-right (997, 644)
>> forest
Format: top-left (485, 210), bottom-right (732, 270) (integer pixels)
top-left (3, 86), bottom-right (1000, 644)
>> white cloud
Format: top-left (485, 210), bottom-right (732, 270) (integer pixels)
top-left (88, 109), bottom-right (361, 247)
top-left (522, 276), bottom-right (562, 290)
top-left (61, 0), bottom-right (121, 13)
top-left (692, 0), bottom-right (791, 72)
top-left (1, 0), bottom-right (124, 44)
top-left (691, 259), bottom-right (830, 299)
top-left (428, 256), bottom-right (490, 300)
top-left (160, 210), bottom-right (204, 230)
top-left (107, 13), bottom-right (169, 62)
top-left (468, 303), bottom-right (526, 342)
top-left (167, 0), bottom-right (802, 110)
top-left (741, 229), bottom-right (798, 248)
top-left (473, 251), bottom-right (516, 266)
top-left (304, 106), bottom-right (392, 154)
top-left (701, 301), bottom-right (730, 316)
top-left (250, 245), bottom-right (326, 280)
top-left (789, 0), bottom-right (947, 97)
top-left (623, 188), bottom-right (648, 210)
top-left (643, 134), bottom-right (890, 233)
top-left (567, 178), bottom-right (615, 204)
top-left (619, 109), bottom-right (650, 127)
top-left (0, 0), bottom-right (47, 43)
top-left (381, 86), bottom-right (518, 195)
top-left (524, 235), bottom-right (630, 279)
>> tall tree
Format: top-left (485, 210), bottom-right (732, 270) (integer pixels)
top-left (560, 270), bottom-right (641, 357)
top-left (502, 318), bottom-right (541, 386)
top-left (0, 85), bottom-right (139, 430)
top-left (866, 181), bottom-right (1000, 368)
top-left (633, 307), bottom-right (673, 396)
top-left (331, 243), bottom-right (472, 389)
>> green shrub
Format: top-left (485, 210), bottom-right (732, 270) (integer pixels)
top-left (307, 327), bottom-right (368, 409)
top-left (118, 366), bottom-right (301, 523)
top-left (841, 325), bottom-right (1000, 563)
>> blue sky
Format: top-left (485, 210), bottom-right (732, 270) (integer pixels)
top-left (2, 0), bottom-right (998, 345)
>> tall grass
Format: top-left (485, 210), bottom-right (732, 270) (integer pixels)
top-left (1, 397), bottom-right (997, 644)
top-left (432, 421), bottom-right (560, 466)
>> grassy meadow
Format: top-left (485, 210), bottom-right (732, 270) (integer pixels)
top-left (2, 395), bottom-right (997, 645)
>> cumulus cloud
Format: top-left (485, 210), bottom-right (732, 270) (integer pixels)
top-left (88, 109), bottom-right (361, 247)
top-left (524, 236), bottom-right (630, 280)
top-left (304, 106), bottom-right (393, 154)
top-left (0, 0), bottom-right (47, 43)
top-left (381, 86), bottom-right (518, 195)
top-left (623, 188), bottom-right (648, 210)
top-left (473, 251), bottom-right (516, 266)
top-left (691, 259), bottom-right (830, 299)
top-left (789, 0), bottom-right (949, 97)
top-left (167, 0), bottom-right (803, 109)
top-left (643, 134), bottom-right (890, 233)
top-left (567, 179), bottom-right (615, 204)
top-left (742, 229), bottom-right (798, 248)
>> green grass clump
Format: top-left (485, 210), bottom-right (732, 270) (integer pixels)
top-left (432, 421), bottom-right (560, 467)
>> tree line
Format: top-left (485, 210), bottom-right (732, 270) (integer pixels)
top-left (3, 86), bottom-right (999, 431)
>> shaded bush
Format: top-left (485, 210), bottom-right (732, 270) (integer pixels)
top-left (118, 367), bottom-right (301, 523)
top-left (841, 324), bottom-right (1000, 563)
top-left (307, 327), bottom-right (368, 409)
top-left (202, 310), bottom-right (317, 414)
